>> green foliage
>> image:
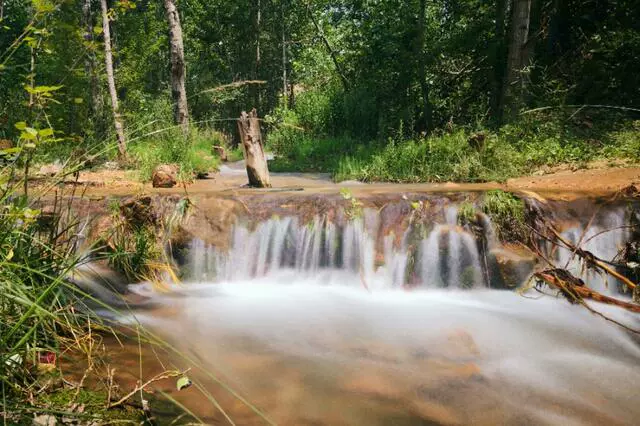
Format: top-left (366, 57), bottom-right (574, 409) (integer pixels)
top-left (336, 130), bottom-right (522, 183)
top-left (481, 190), bottom-right (527, 242)
top-left (458, 201), bottom-right (477, 226)
top-left (129, 124), bottom-right (221, 182)
top-left (106, 224), bottom-right (160, 282)
top-left (340, 188), bottom-right (363, 219)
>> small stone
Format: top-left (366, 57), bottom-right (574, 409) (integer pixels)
top-left (33, 414), bottom-right (57, 426)
top-left (152, 164), bottom-right (178, 188)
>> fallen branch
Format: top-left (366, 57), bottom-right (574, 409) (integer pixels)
top-left (535, 269), bottom-right (640, 313)
top-left (550, 227), bottom-right (637, 291)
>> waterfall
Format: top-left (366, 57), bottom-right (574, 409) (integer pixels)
top-left (184, 202), bottom-right (633, 292)
top-left (187, 205), bottom-right (488, 289)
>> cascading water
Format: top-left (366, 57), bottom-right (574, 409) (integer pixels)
top-left (555, 207), bottom-right (630, 295)
top-left (187, 205), bottom-right (486, 289)
top-left (122, 198), bottom-right (640, 425)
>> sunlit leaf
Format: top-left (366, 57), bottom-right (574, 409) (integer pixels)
top-left (176, 376), bottom-right (192, 391)
top-left (14, 122), bottom-right (27, 130)
top-left (38, 128), bottom-right (54, 137)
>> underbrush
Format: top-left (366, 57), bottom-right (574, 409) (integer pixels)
top-left (129, 125), bottom-right (223, 182)
top-left (267, 102), bottom-right (640, 182)
top-left (0, 178), bottom-right (145, 422)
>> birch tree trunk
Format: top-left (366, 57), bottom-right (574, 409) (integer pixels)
top-left (237, 109), bottom-right (271, 188)
top-left (164, 0), bottom-right (189, 131)
top-left (100, 0), bottom-right (127, 160)
top-left (502, 0), bottom-right (532, 119)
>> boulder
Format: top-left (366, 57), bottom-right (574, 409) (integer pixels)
top-left (152, 164), bottom-right (178, 188)
top-left (212, 145), bottom-right (228, 162)
top-left (488, 245), bottom-right (537, 288)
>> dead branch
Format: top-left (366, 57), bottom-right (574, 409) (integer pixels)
top-left (199, 80), bottom-right (267, 94)
top-left (550, 227), bottom-right (637, 290)
top-left (535, 269), bottom-right (640, 313)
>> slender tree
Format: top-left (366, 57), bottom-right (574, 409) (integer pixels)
top-left (416, 0), bottom-right (432, 131)
top-left (502, 0), bottom-right (533, 118)
top-left (83, 0), bottom-right (102, 124)
top-left (100, 0), bottom-right (127, 159)
top-left (164, 0), bottom-right (189, 131)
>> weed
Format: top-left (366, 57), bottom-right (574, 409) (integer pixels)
top-left (458, 201), bottom-right (477, 226)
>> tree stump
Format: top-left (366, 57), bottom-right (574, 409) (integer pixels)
top-left (237, 109), bottom-right (271, 188)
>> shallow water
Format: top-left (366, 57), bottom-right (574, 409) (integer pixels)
top-left (128, 274), bottom-right (640, 425)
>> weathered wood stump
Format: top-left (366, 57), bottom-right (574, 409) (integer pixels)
top-left (237, 109), bottom-right (271, 188)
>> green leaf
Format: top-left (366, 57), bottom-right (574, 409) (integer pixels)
top-left (20, 131), bottom-right (36, 141)
top-left (38, 128), bottom-right (54, 137)
top-left (14, 122), bottom-right (27, 130)
top-left (24, 143), bottom-right (36, 149)
top-left (176, 376), bottom-right (192, 391)
top-left (25, 127), bottom-right (38, 136)
top-left (6, 248), bottom-right (13, 261)
top-left (73, 98), bottom-right (84, 104)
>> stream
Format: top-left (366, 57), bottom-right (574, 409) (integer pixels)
top-left (105, 195), bottom-right (640, 425)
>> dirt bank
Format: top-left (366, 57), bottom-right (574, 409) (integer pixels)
top-left (57, 163), bottom-right (640, 201)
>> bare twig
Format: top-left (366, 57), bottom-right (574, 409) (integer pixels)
top-left (108, 369), bottom-right (188, 409)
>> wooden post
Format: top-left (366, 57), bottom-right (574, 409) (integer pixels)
top-left (237, 109), bottom-right (271, 188)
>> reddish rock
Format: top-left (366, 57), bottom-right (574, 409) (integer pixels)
top-left (152, 164), bottom-right (178, 188)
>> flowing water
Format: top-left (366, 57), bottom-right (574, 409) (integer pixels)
top-left (118, 199), bottom-right (640, 425)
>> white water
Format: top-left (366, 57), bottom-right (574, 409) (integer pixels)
top-left (130, 279), bottom-right (640, 425)
top-left (125, 203), bottom-right (639, 425)
top-left (187, 207), bottom-right (486, 289)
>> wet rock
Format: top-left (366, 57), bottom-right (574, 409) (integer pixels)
top-left (409, 400), bottom-right (463, 425)
top-left (37, 205), bottom-right (56, 229)
top-left (152, 164), bottom-right (178, 188)
top-left (488, 245), bottom-right (537, 288)
top-left (212, 145), bottom-right (228, 162)
top-left (120, 195), bottom-right (156, 227)
top-left (342, 371), bottom-right (410, 400)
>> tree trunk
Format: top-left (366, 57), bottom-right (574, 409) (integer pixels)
top-left (281, 0), bottom-right (288, 108)
top-left (416, 0), bottom-right (432, 132)
top-left (83, 0), bottom-right (102, 123)
top-left (502, 0), bottom-right (532, 119)
top-left (491, 0), bottom-right (508, 124)
top-left (100, 0), bottom-right (127, 160)
top-left (164, 0), bottom-right (189, 131)
top-left (237, 109), bottom-right (271, 188)
top-left (304, 1), bottom-right (349, 91)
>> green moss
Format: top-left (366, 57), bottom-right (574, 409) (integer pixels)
top-left (481, 190), bottom-right (527, 242)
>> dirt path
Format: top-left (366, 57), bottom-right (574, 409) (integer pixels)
top-left (65, 162), bottom-right (640, 200)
